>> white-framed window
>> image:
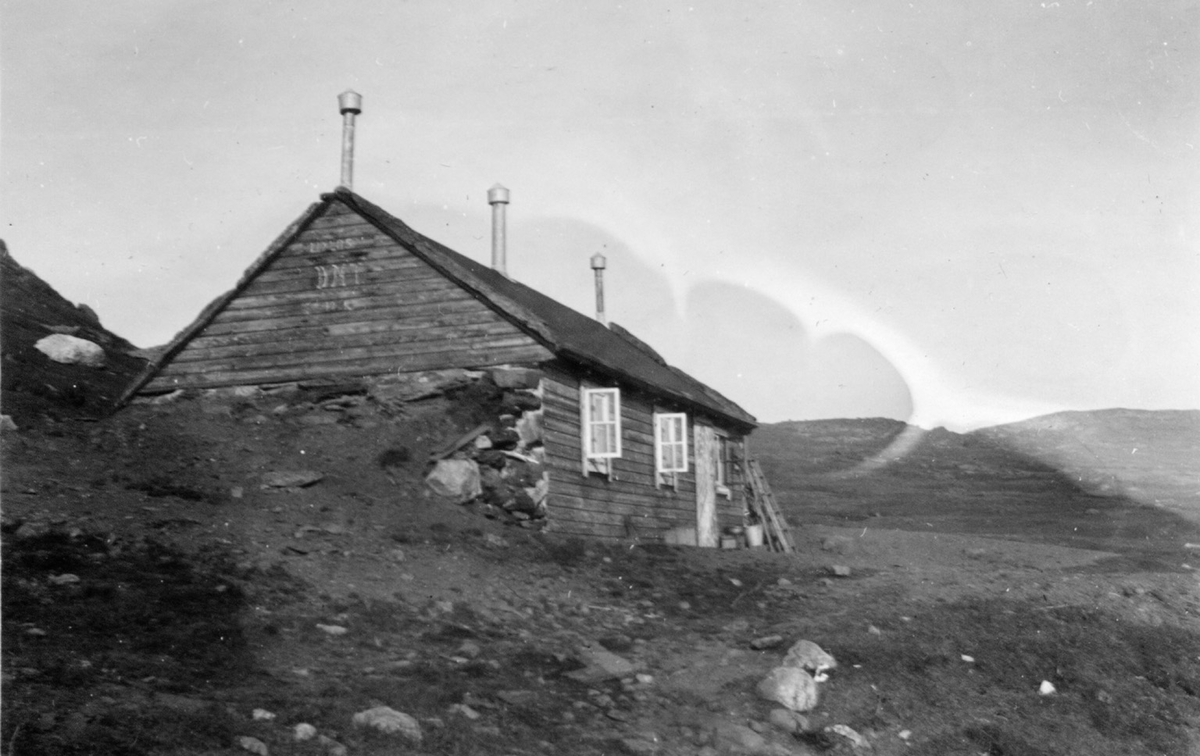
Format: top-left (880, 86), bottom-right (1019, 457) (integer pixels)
top-left (655, 413), bottom-right (688, 475)
top-left (583, 387), bottom-right (622, 459)
top-left (716, 434), bottom-right (732, 497)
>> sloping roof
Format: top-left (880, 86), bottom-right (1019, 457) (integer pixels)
top-left (125, 188), bottom-right (756, 429)
top-left (340, 190), bottom-right (755, 428)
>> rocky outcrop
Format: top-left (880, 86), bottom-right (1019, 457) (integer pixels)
top-left (424, 368), bottom-right (549, 528)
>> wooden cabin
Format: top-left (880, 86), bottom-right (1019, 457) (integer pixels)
top-left (124, 188), bottom-right (759, 544)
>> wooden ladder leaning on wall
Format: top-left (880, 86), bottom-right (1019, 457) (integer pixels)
top-left (745, 459), bottom-right (797, 554)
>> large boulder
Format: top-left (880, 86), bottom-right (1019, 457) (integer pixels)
top-left (351, 706), bottom-right (421, 742)
top-left (425, 459), bottom-right (482, 503)
top-left (35, 334), bottom-right (106, 368)
top-left (756, 666), bottom-right (820, 712)
top-left (783, 640), bottom-right (837, 680)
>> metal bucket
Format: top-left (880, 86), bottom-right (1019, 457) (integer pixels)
top-left (745, 524), bottom-right (765, 548)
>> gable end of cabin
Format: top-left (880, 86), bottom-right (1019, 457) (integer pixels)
top-left (144, 198), bottom-right (554, 392)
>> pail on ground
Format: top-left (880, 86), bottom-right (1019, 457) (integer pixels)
top-left (745, 524), bottom-right (765, 548)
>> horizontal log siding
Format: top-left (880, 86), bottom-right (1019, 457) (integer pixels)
top-left (236, 263), bottom-right (444, 298)
top-left (146, 202), bottom-right (553, 391)
top-left (148, 344), bottom-right (550, 390)
top-left (172, 319), bottom-right (522, 364)
top-left (183, 309), bottom-right (503, 353)
top-left (166, 332), bottom-right (538, 373)
top-left (224, 273), bottom-right (459, 310)
top-left (540, 361), bottom-right (744, 542)
top-left (197, 287), bottom-right (483, 326)
top-left (196, 298), bottom-right (489, 336)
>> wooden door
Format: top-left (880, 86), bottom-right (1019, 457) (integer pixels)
top-left (694, 423), bottom-right (718, 547)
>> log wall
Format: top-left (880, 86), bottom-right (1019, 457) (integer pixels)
top-left (539, 361), bottom-right (746, 541)
top-left (146, 199), bottom-right (553, 391)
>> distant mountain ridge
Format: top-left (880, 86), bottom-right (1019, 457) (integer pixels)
top-left (975, 408), bottom-right (1200, 516)
top-left (981, 407), bottom-right (1200, 442)
top-left (751, 409), bottom-right (1200, 558)
top-left (755, 409), bottom-right (1199, 482)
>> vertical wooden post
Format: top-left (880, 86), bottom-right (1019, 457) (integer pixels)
top-left (694, 424), bottom-right (718, 547)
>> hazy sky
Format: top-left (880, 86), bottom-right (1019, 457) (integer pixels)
top-left (4, 1), bottom-right (1197, 430)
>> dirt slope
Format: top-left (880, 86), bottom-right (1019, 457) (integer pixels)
top-left (3, 395), bottom-right (1199, 755)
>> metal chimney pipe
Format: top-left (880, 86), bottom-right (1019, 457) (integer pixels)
top-left (488, 184), bottom-right (510, 276)
top-left (590, 252), bottom-right (607, 325)
top-left (337, 90), bottom-right (363, 190)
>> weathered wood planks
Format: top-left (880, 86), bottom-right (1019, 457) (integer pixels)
top-left (187, 309), bottom-right (500, 350)
top-left (149, 343), bottom-right (552, 390)
top-left (198, 297), bottom-right (489, 336)
top-left (143, 199), bottom-right (555, 391)
top-left (171, 320), bottom-right (524, 364)
top-left (204, 287), bottom-right (483, 325)
top-left (538, 361), bottom-right (743, 541)
top-left (157, 334), bottom-right (542, 375)
top-left (225, 274), bottom-right (463, 310)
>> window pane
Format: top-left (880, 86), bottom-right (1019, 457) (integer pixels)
top-left (655, 413), bottom-right (688, 473)
top-left (583, 389), bottom-right (620, 459)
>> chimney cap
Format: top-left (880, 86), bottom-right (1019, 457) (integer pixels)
top-left (488, 184), bottom-right (510, 205)
top-left (590, 252), bottom-right (607, 270)
top-left (338, 89), bottom-right (362, 115)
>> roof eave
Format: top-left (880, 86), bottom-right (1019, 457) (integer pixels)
top-left (557, 348), bottom-right (757, 431)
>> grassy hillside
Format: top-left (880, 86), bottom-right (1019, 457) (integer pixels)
top-left (753, 416), bottom-right (1200, 565)
top-left (979, 409), bottom-right (1200, 519)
